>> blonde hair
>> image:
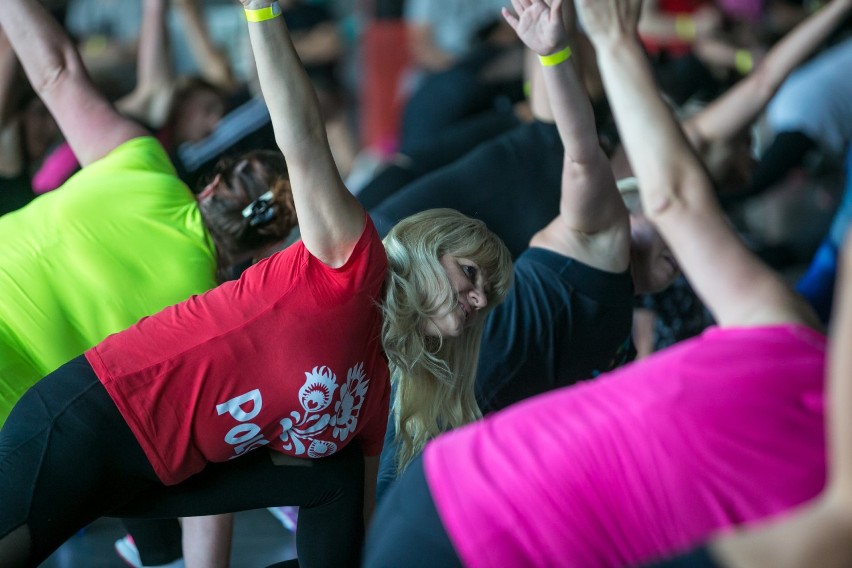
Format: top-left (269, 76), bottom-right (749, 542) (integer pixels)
top-left (381, 209), bottom-right (513, 471)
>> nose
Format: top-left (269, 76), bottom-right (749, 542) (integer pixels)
top-left (469, 287), bottom-right (488, 310)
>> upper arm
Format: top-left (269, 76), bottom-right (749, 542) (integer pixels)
top-left (649, 174), bottom-right (815, 328)
top-left (829, 234), bottom-right (852, 495)
top-left (278, 140), bottom-right (366, 267)
top-left (40, 58), bottom-right (147, 167)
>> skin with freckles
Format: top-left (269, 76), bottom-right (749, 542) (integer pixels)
top-left (425, 255), bottom-right (490, 338)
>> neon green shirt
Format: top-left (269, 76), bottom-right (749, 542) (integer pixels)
top-left (0, 137), bottom-right (217, 423)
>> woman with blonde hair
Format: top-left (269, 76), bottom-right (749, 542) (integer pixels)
top-left (0, 1), bottom-right (511, 567)
top-left (383, 208), bottom-right (513, 470)
top-left (363, 1), bottom-right (831, 566)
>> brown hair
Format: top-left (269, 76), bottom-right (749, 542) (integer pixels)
top-left (198, 150), bottom-right (298, 280)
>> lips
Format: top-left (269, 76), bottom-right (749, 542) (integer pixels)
top-left (458, 300), bottom-right (471, 323)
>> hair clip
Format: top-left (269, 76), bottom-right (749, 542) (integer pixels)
top-left (241, 191), bottom-right (277, 227)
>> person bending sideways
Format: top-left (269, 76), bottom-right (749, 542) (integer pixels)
top-left (0, 1), bottom-right (513, 567)
top-left (363, 1), bottom-right (826, 567)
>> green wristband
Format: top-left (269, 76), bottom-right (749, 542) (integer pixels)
top-left (735, 49), bottom-right (754, 75)
top-left (245, 1), bottom-right (282, 22)
top-left (538, 46), bottom-right (572, 67)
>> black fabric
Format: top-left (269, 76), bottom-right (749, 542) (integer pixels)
top-left (634, 274), bottom-right (714, 351)
top-left (364, 454), bottom-right (462, 568)
top-left (0, 171), bottom-right (35, 217)
top-left (122, 518), bottom-right (183, 565)
top-left (174, 121), bottom-right (278, 191)
top-left (283, 3), bottom-right (339, 92)
top-left (742, 130), bottom-right (818, 200)
top-left (371, 120), bottom-right (564, 258)
top-left (0, 356), bottom-right (159, 565)
top-left (476, 248), bottom-right (636, 413)
top-left (357, 108), bottom-right (520, 210)
top-left (652, 52), bottom-right (724, 106)
top-left (400, 45), bottom-right (524, 156)
top-left (642, 546), bottom-right (725, 568)
top-left (0, 357), bottom-right (366, 568)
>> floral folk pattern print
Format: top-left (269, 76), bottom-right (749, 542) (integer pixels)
top-left (279, 363), bottom-right (369, 457)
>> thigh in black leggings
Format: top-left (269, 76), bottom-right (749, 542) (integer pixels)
top-left (1, 355), bottom-right (367, 567)
top-left (0, 356), bottom-right (160, 565)
top-left (113, 435), bottom-right (366, 568)
top-left (363, 454), bottom-right (462, 568)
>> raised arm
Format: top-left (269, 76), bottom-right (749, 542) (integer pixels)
top-left (0, 0), bottom-right (147, 167)
top-left (174, 0), bottom-right (237, 91)
top-left (240, 1), bottom-right (363, 266)
top-left (829, 232), bottom-right (852, 502)
top-left (117, 0), bottom-right (176, 126)
top-left (657, 233), bottom-right (852, 568)
top-left (0, 32), bottom-right (20, 131)
top-left (504, 0), bottom-right (630, 272)
top-left (574, 0), bottom-right (818, 329)
top-left (683, 0), bottom-right (852, 150)
top-left (0, 32), bottom-right (25, 176)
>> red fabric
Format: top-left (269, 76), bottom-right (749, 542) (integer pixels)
top-left (360, 20), bottom-right (411, 155)
top-left (642, 0), bottom-right (708, 55)
top-left (88, 218), bottom-right (390, 485)
top-left (658, 0), bottom-right (704, 12)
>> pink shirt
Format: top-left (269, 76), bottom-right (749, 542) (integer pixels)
top-left (425, 324), bottom-right (827, 568)
top-left (88, 218), bottom-right (390, 485)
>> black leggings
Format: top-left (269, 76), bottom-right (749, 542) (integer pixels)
top-left (0, 356), bottom-right (365, 567)
top-left (363, 454), bottom-right (462, 568)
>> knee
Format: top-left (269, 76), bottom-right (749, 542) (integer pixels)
top-left (0, 524), bottom-right (32, 568)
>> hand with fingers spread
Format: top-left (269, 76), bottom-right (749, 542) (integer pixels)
top-left (573, 0), bottom-right (643, 45)
top-left (502, 0), bottom-right (568, 56)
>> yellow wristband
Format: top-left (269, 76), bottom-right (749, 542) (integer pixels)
top-left (245, 1), bottom-right (282, 23)
top-left (538, 46), bottom-right (572, 67)
top-left (674, 14), bottom-right (696, 42)
top-left (735, 49), bottom-right (753, 74)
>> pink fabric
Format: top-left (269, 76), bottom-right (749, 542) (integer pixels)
top-left (32, 141), bottom-right (79, 194)
top-left (88, 218), bottom-right (390, 485)
top-left (425, 324), bottom-right (827, 568)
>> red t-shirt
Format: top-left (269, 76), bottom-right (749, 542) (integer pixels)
top-left (87, 218), bottom-right (390, 485)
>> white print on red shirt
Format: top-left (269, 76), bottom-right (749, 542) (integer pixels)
top-left (215, 389), bottom-right (271, 458)
top-left (215, 362), bottom-right (369, 460)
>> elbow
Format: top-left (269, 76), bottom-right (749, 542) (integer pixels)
top-left (30, 45), bottom-right (81, 97)
top-left (643, 170), bottom-right (714, 224)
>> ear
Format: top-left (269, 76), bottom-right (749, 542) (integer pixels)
top-left (197, 174), bottom-right (222, 201)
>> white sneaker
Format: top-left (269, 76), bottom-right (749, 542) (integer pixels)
top-left (114, 535), bottom-right (185, 568)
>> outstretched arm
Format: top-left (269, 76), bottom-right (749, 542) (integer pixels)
top-left (0, 0), bottom-right (147, 167)
top-left (575, 0), bottom-right (818, 329)
top-left (504, 0), bottom-right (629, 272)
top-left (175, 0), bottom-right (237, 91)
top-left (118, 0), bottom-right (176, 126)
top-left (684, 0), bottom-right (852, 151)
top-left (829, 231), bottom-right (852, 503)
top-left (0, 31), bottom-right (25, 176)
top-left (652, 232), bottom-right (852, 568)
top-left (240, 1), bottom-right (363, 266)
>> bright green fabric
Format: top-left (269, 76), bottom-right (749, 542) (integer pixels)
top-left (0, 137), bottom-right (217, 423)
